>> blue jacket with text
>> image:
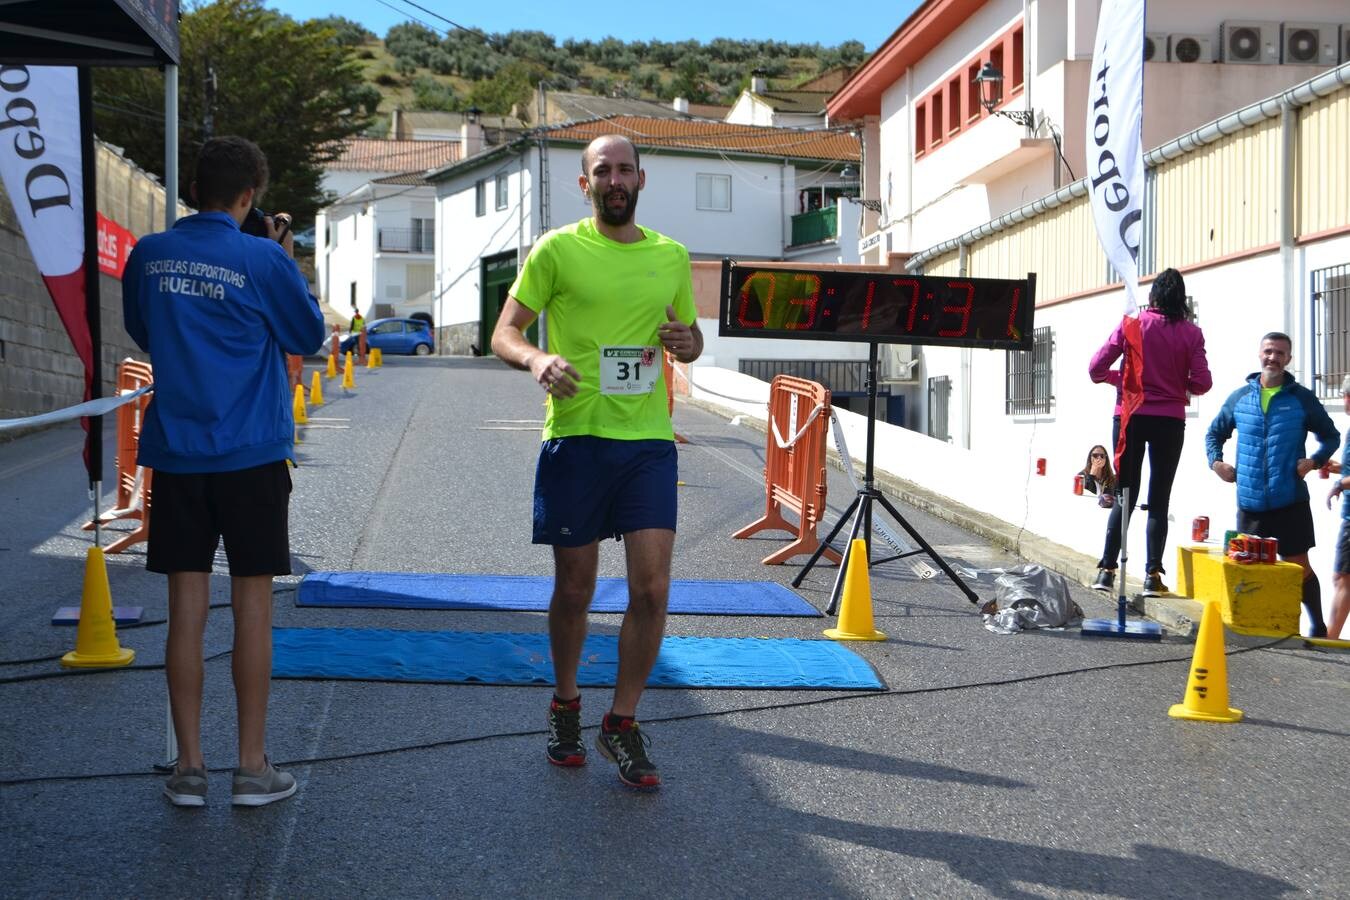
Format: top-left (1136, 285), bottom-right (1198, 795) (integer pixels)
top-left (122, 212), bottom-right (326, 473)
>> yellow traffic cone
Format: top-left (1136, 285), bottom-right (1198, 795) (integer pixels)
top-left (824, 538), bottom-right (886, 641)
top-left (372, 347), bottom-right (383, 367)
top-left (62, 547), bottom-right (135, 668)
top-left (292, 384), bottom-right (308, 425)
top-left (326, 353), bottom-right (337, 379)
top-left (310, 370), bottom-right (324, 407)
top-left (365, 348), bottom-right (376, 369)
top-left (1168, 599), bottom-right (1242, 723)
top-left (342, 352), bottom-right (355, 390)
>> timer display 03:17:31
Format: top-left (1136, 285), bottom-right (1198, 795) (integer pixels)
top-left (723, 267), bottom-right (1034, 350)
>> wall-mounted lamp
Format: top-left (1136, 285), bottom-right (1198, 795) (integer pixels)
top-left (973, 62), bottom-right (1034, 128)
top-left (840, 164), bottom-right (858, 181)
top-left (465, 105), bottom-right (482, 125)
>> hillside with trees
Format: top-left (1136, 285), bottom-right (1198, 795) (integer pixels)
top-left (351, 18), bottom-right (867, 122)
top-left (91, 1), bottom-right (867, 223)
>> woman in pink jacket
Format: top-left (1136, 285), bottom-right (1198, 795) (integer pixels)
top-left (1088, 268), bottom-right (1212, 597)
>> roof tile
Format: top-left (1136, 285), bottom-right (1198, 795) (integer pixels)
top-left (327, 138), bottom-right (461, 172)
top-left (540, 116), bottom-right (858, 162)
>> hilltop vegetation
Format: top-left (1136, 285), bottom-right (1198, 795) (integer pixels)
top-left (328, 17), bottom-right (866, 125)
top-left (90, 2), bottom-right (867, 223)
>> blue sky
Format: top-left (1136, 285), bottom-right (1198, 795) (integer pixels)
top-left (264, 1), bottom-right (922, 51)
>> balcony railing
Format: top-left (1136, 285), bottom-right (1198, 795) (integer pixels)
top-left (789, 205), bottom-right (837, 247)
top-left (378, 227), bottom-right (433, 253)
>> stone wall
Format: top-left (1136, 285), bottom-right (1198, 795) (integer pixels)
top-left (0, 142), bottom-right (188, 434)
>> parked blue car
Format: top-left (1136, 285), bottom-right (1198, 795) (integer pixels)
top-left (340, 317), bottom-right (434, 356)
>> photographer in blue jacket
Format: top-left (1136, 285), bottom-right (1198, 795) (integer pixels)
top-left (122, 136), bottom-right (326, 808)
top-left (1205, 332), bottom-right (1341, 637)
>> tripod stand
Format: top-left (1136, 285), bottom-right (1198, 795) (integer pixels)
top-left (791, 342), bottom-right (986, 615)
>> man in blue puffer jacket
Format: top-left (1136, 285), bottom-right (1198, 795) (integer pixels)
top-left (123, 136), bottom-right (326, 808)
top-left (1206, 332), bottom-right (1341, 637)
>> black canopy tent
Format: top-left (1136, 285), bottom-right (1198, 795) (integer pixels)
top-left (0, 0), bottom-right (179, 494)
top-left (0, 0), bottom-right (179, 66)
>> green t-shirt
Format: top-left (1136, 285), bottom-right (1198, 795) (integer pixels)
top-left (509, 218), bottom-right (696, 441)
top-left (1260, 384), bottom-right (1282, 413)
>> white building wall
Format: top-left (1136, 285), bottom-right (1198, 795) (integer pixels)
top-left (434, 154), bottom-right (532, 329)
top-left (322, 203), bottom-right (376, 318)
top-left (872, 0), bottom-right (1349, 257)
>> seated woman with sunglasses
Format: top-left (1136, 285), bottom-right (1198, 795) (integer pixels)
top-left (1079, 445), bottom-right (1116, 502)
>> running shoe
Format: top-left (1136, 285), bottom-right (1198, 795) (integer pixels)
top-left (1091, 569), bottom-right (1115, 593)
top-left (231, 759), bottom-right (296, 807)
top-left (595, 719), bottom-right (660, 789)
top-left (163, 766), bottom-right (207, 807)
top-left (547, 696), bottom-right (586, 767)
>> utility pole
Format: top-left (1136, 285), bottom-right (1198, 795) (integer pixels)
top-left (203, 59), bottom-right (217, 141)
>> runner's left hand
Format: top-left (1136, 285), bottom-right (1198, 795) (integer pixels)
top-left (658, 305), bottom-right (693, 361)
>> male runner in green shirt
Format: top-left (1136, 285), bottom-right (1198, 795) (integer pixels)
top-left (491, 134), bottom-right (703, 789)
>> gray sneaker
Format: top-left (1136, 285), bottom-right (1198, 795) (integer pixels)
top-left (231, 759), bottom-right (297, 807)
top-left (163, 766), bottom-right (208, 807)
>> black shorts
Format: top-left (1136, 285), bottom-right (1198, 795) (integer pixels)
top-left (1334, 520), bottom-right (1350, 575)
top-left (147, 461), bottom-right (293, 576)
top-left (1237, 501), bottom-right (1316, 558)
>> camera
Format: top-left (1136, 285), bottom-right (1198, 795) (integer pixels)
top-left (240, 207), bottom-right (291, 242)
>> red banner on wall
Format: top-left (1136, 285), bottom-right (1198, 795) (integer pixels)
top-left (97, 212), bottom-right (136, 278)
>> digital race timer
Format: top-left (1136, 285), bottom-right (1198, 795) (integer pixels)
top-left (718, 260), bottom-right (1036, 350)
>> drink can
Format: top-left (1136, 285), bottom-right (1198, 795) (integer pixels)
top-left (1263, 537), bottom-right (1279, 562)
top-left (1223, 529), bottom-right (1239, 548)
top-left (1073, 473), bottom-right (1084, 495)
top-left (1191, 515), bottom-right (1209, 542)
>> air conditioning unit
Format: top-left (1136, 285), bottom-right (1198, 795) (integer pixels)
top-left (883, 344), bottom-right (919, 383)
top-left (1221, 21), bottom-right (1279, 64)
top-left (1280, 23), bottom-right (1338, 66)
top-left (1143, 33), bottom-right (1169, 61)
top-left (1168, 34), bottom-right (1213, 63)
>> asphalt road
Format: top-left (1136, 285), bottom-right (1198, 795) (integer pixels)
top-left (1, 356), bottom-right (1346, 898)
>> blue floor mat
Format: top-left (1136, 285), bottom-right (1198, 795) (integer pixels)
top-left (271, 628), bottom-right (884, 690)
top-left (296, 572), bottom-right (821, 617)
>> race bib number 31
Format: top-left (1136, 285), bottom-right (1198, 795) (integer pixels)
top-left (600, 345), bottom-right (660, 395)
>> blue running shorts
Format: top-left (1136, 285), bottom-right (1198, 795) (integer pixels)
top-left (532, 436), bottom-right (677, 546)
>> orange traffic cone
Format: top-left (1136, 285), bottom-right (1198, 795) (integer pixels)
top-left (310, 370), bottom-right (324, 407)
top-left (62, 547), bottom-right (135, 668)
top-left (1168, 599), bottom-right (1242, 723)
top-left (824, 538), bottom-right (886, 641)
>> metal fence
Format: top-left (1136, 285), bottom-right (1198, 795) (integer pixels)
top-left (1005, 326), bottom-right (1053, 415)
top-left (738, 359), bottom-right (881, 397)
top-left (378, 227), bottom-right (434, 253)
top-left (1311, 262), bottom-right (1350, 399)
top-left (789, 205), bottom-right (838, 247)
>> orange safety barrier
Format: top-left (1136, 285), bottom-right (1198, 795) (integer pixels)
top-left (732, 374), bottom-right (841, 566)
top-left (357, 328), bottom-right (368, 365)
top-left (663, 351), bottom-right (689, 444)
top-left (83, 358), bottom-right (155, 554)
top-left (330, 324), bottom-right (340, 361)
top-left (286, 353), bottom-right (303, 391)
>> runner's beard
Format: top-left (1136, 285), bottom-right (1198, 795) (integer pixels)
top-left (592, 185), bottom-right (639, 226)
